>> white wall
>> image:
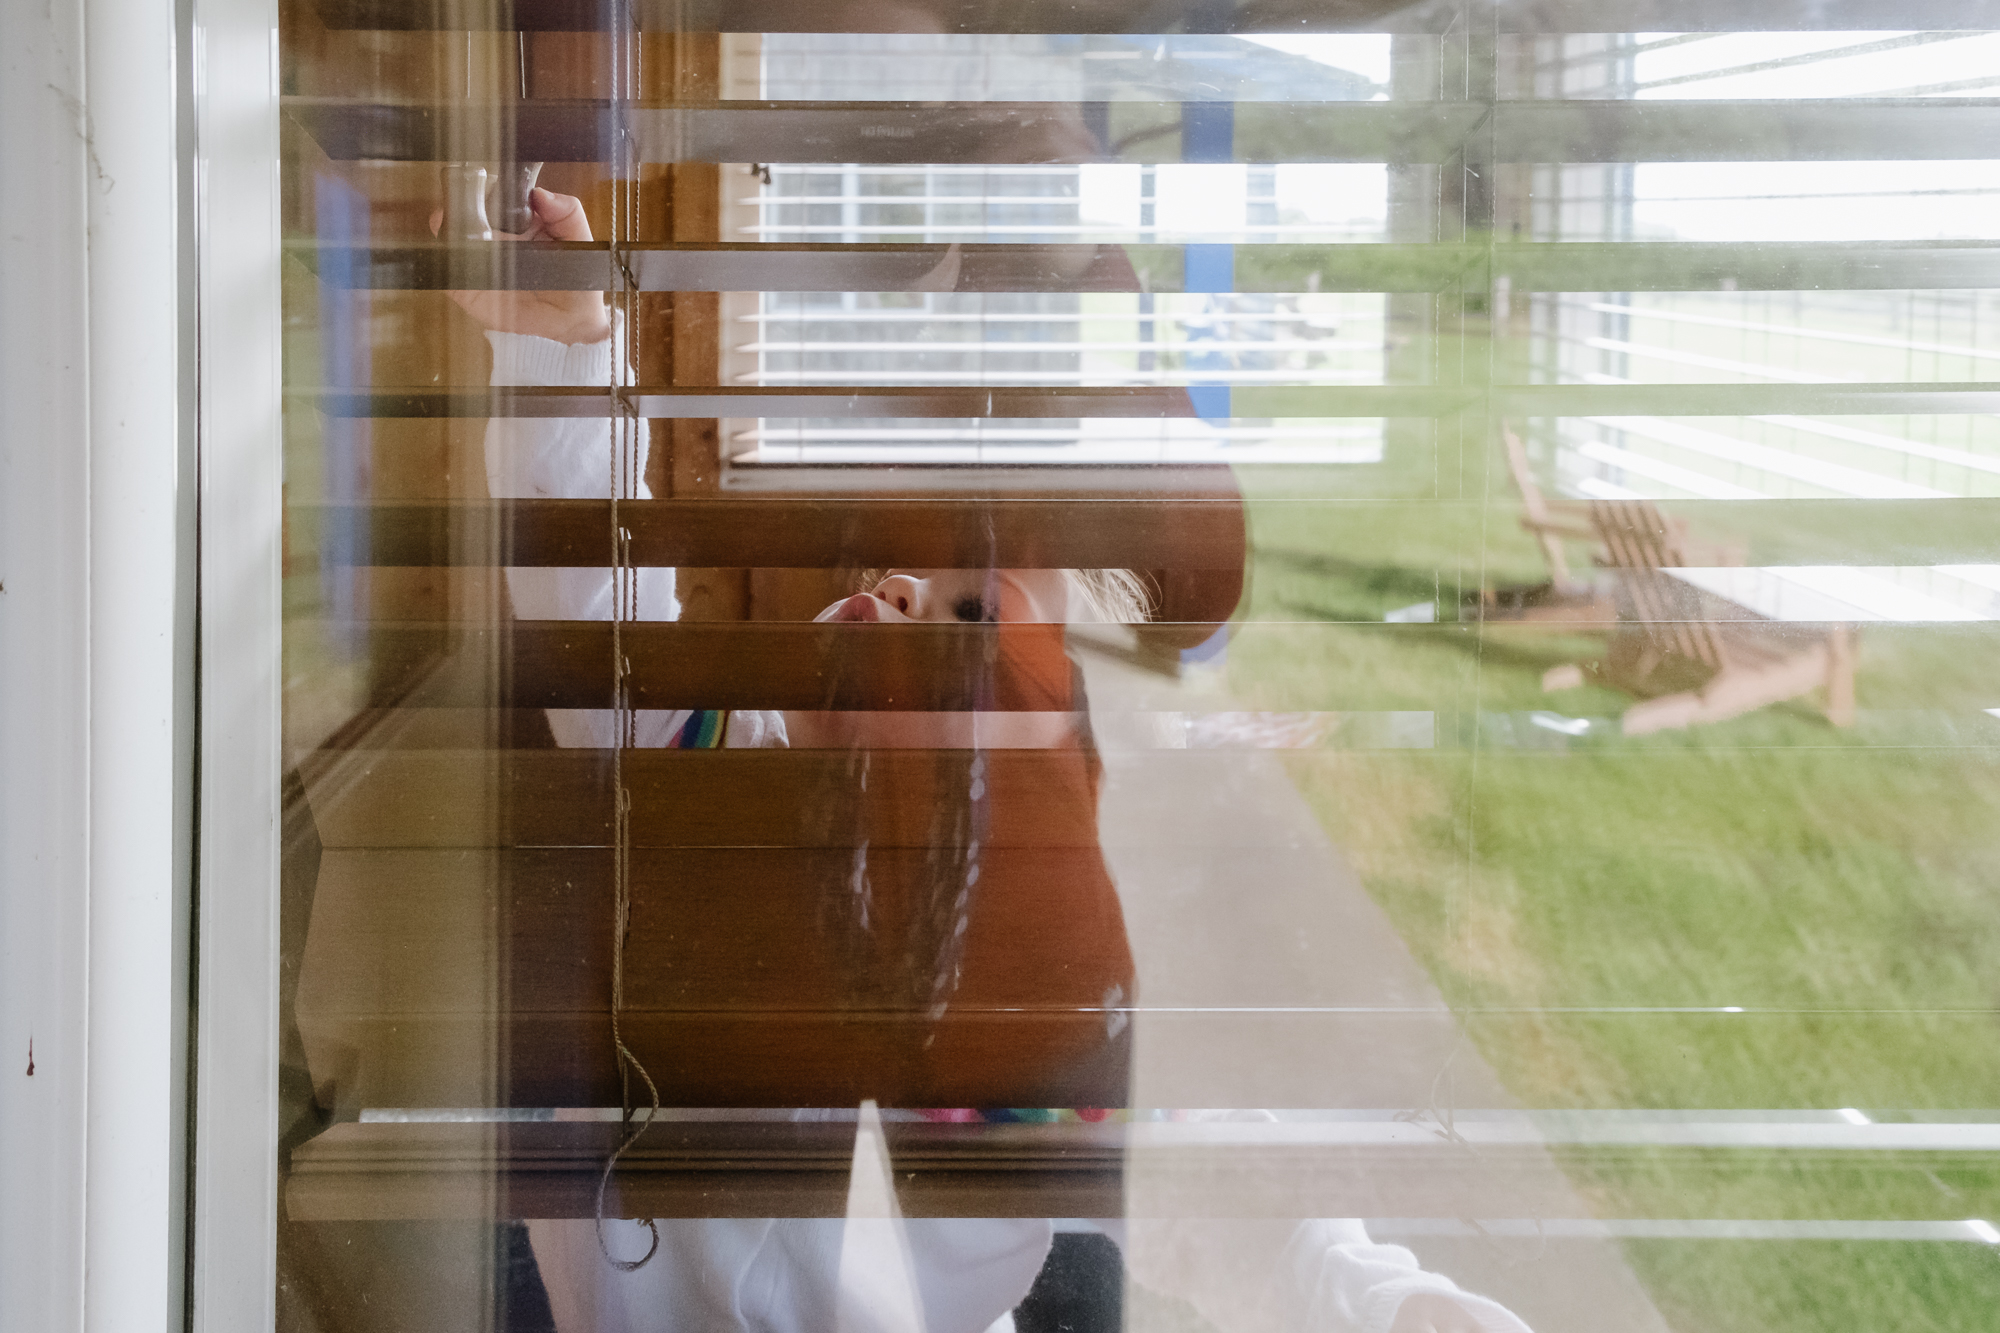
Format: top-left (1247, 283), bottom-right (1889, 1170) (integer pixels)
top-left (0, 0), bottom-right (191, 1325)
top-left (0, 0), bottom-right (96, 1318)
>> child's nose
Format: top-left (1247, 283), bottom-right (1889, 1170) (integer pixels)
top-left (874, 574), bottom-right (925, 618)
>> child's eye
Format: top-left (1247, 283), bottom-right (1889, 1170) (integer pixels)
top-left (952, 596), bottom-right (995, 623)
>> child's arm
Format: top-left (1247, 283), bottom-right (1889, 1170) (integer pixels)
top-left (1112, 1214), bottom-right (1531, 1333)
top-left (440, 187), bottom-right (611, 345)
top-left (1104, 1113), bottom-right (1533, 1333)
top-left (459, 189), bottom-right (676, 622)
top-left (454, 191), bottom-right (682, 747)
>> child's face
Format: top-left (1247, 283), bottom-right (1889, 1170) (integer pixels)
top-left (791, 568), bottom-right (1077, 749)
top-left (815, 569), bottom-right (1068, 625)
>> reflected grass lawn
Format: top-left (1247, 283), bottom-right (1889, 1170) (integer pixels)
top-left (1631, 1241), bottom-right (2000, 1333)
top-left (1226, 465), bottom-right (2000, 1333)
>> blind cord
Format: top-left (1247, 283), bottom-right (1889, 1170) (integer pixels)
top-left (595, 12), bottom-right (662, 1270)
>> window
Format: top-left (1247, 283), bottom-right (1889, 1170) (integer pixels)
top-left (197, 5), bottom-right (2000, 1332)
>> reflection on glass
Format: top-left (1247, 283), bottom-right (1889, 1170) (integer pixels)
top-left (271, 5), bottom-right (2000, 1333)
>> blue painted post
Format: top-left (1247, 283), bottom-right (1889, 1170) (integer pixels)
top-left (1180, 99), bottom-right (1234, 421)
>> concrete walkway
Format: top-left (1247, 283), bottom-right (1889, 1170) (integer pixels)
top-left (1076, 633), bottom-right (1675, 1333)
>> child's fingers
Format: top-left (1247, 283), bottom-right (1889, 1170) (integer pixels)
top-left (528, 188), bottom-right (593, 241)
top-left (428, 206), bottom-right (444, 237)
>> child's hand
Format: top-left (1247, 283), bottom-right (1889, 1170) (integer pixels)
top-left (1390, 1293), bottom-right (1493, 1333)
top-left (429, 187), bottom-right (613, 346)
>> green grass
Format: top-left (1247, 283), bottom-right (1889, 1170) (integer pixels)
top-left (1222, 450), bottom-right (2000, 1332)
top-left (1632, 1242), bottom-right (2000, 1333)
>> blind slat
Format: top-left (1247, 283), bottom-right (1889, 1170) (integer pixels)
top-left (306, 845), bottom-right (1113, 1008)
top-left (304, 0), bottom-right (2000, 35)
top-left (303, 497), bottom-right (1245, 568)
top-left (304, 749), bottom-right (1271, 848)
top-left (350, 620), bottom-right (1078, 710)
top-left (287, 1121), bottom-right (1126, 1221)
top-left (298, 240), bottom-right (2000, 295)
top-left (297, 383), bottom-right (2000, 419)
top-left (286, 98), bottom-right (2000, 166)
top-left (300, 498), bottom-right (2000, 571)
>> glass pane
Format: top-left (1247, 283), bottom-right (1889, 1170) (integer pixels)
top-left (271, 5), bottom-right (2000, 1333)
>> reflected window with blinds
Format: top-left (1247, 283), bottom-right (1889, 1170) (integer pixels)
top-left (268, 4), bottom-right (2000, 1333)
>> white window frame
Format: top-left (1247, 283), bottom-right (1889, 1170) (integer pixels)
top-left (189, 0), bottom-right (286, 1326)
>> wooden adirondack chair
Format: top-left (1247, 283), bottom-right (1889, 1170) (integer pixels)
top-left (1588, 499), bottom-right (1856, 736)
top-left (1465, 425), bottom-right (1613, 624)
top-left (1504, 423), bottom-right (1600, 593)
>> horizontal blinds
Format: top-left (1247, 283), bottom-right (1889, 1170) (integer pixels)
top-left (280, 0), bottom-right (2000, 1153)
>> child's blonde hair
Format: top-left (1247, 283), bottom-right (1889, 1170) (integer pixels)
top-left (1064, 569), bottom-right (1153, 624)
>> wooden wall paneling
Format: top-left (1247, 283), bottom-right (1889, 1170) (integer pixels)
top-left (643, 30), bottom-right (751, 618)
top-left (715, 34), bottom-right (765, 513)
top-left (522, 30), bottom-right (615, 99)
top-left (288, 0), bottom-right (510, 104)
top-left (522, 32), bottom-right (621, 241)
top-left (750, 569), bottom-right (860, 622)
